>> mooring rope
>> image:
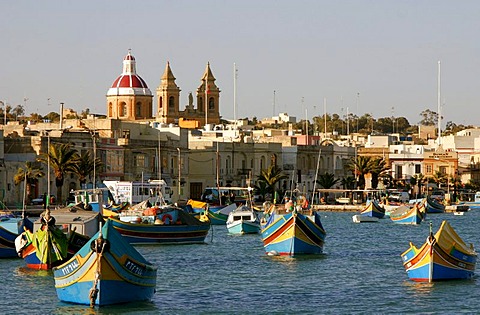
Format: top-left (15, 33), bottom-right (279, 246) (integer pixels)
top-left (89, 233), bottom-right (107, 308)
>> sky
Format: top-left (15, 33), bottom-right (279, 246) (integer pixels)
top-left (1, 1), bottom-right (480, 127)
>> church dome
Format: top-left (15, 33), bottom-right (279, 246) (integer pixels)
top-left (107, 51), bottom-right (152, 96)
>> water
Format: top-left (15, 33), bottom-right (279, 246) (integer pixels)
top-left (3, 210), bottom-right (480, 314)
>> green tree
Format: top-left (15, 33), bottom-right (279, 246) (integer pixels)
top-left (257, 165), bottom-right (288, 197)
top-left (316, 172), bottom-right (339, 189)
top-left (341, 176), bottom-right (356, 190)
top-left (13, 161), bottom-right (45, 204)
top-left (368, 157), bottom-right (389, 189)
top-left (419, 109), bottom-right (438, 126)
top-left (71, 151), bottom-right (102, 188)
top-left (38, 143), bottom-right (79, 205)
top-left (348, 156), bottom-right (372, 189)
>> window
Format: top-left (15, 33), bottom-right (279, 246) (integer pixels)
top-left (426, 164), bottom-right (433, 174)
top-left (136, 102), bottom-right (142, 116)
top-left (120, 102), bottom-right (127, 116)
top-left (415, 164), bottom-right (421, 174)
top-left (168, 96), bottom-right (175, 110)
top-left (134, 154), bottom-right (146, 168)
top-left (208, 97), bottom-right (215, 110)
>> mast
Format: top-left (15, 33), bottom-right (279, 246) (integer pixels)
top-left (437, 60), bottom-right (442, 146)
top-left (233, 63), bottom-right (237, 122)
top-left (324, 97), bottom-right (327, 139)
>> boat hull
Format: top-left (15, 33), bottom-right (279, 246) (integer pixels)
top-left (360, 200), bottom-right (385, 219)
top-left (391, 204), bottom-right (425, 225)
top-left (109, 215), bottom-right (210, 245)
top-left (227, 221), bottom-right (260, 234)
top-left (262, 211), bottom-right (326, 256)
top-left (0, 217), bottom-right (33, 258)
top-left (54, 221), bottom-right (157, 306)
top-left (401, 221), bottom-right (476, 282)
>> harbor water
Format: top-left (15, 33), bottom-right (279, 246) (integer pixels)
top-left (3, 210), bottom-right (480, 314)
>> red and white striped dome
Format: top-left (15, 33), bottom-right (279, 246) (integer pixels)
top-left (107, 51), bottom-right (152, 96)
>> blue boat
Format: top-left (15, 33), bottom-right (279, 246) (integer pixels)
top-left (359, 200), bottom-right (385, 218)
top-left (261, 207), bottom-right (326, 256)
top-left (401, 221), bottom-right (476, 282)
top-left (425, 196), bottom-right (445, 213)
top-left (108, 205), bottom-right (210, 244)
top-left (226, 204), bottom-right (260, 234)
top-left (0, 216), bottom-right (33, 258)
top-left (53, 220), bottom-right (157, 306)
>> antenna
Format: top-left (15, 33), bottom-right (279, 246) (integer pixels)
top-left (273, 90), bottom-right (276, 116)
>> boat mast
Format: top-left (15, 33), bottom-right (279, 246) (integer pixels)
top-left (437, 60), bottom-right (442, 146)
top-left (233, 63), bottom-right (237, 122)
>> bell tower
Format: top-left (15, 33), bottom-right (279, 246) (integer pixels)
top-left (156, 62), bottom-right (181, 124)
top-left (196, 62), bottom-right (220, 125)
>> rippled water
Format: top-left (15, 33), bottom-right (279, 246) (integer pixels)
top-left (3, 210), bottom-right (480, 314)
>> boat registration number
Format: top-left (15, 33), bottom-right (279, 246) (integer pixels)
top-left (125, 259), bottom-right (146, 276)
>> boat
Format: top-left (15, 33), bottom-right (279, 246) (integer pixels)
top-left (226, 203), bottom-right (260, 234)
top-left (53, 220), bottom-right (157, 307)
top-left (108, 204), bottom-right (210, 244)
top-left (0, 215), bottom-right (33, 258)
top-left (453, 211), bottom-right (465, 216)
top-left (401, 220), bottom-right (477, 282)
top-left (15, 208), bottom-right (101, 270)
top-left (359, 200), bottom-right (385, 219)
top-left (458, 191), bottom-right (480, 210)
top-left (103, 179), bottom-right (173, 206)
top-left (425, 196), bottom-right (445, 213)
top-left (261, 194), bottom-right (326, 256)
top-left (390, 202), bottom-right (426, 225)
top-left (352, 214), bottom-right (379, 223)
top-left (205, 203), bottom-right (237, 225)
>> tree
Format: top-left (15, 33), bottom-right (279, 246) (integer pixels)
top-left (256, 165), bottom-right (288, 197)
top-left (419, 109), bottom-right (438, 126)
top-left (38, 143), bottom-right (79, 205)
top-left (368, 157), bottom-right (389, 189)
top-left (348, 156), bottom-right (372, 189)
top-left (316, 172), bottom-right (339, 189)
top-left (13, 161), bottom-right (45, 204)
top-left (71, 151), bottom-right (102, 188)
top-left (12, 105), bottom-right (25, 120)
top-left (341, 176), bottom-right (356, 190)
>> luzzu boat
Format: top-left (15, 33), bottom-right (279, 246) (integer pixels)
top-left (390, 201), bottom-right (426, 225)
top-left (205, 203), bottom-right (237, 225)
top-left (226, 204), bottom-right (260, 234)
top-left (359, 200), bottom-right (385, 219)
top-left (261, 205), bottom-right (326, 256)
top-left (53, 220), bottom-right (157, 307)
top-left (425, 196), bottom-right (445, 213)
top-left (0, 215), bottom-right (33, 258)
top-left (401, 220), bottom-right (476, 282)
top-left (108, 204), bottom-right (210, 244)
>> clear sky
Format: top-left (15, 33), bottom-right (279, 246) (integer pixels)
top-left (2, 1), bottom-right (480, 127)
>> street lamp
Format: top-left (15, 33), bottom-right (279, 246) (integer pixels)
top-left (177, 147), bottom-right (181, 199)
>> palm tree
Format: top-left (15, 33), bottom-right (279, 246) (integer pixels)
top-left (317, 172), bottom-right (339, 189)
top-left (257, 165), bottom-right (288, 198)
top-left (71, 151), bottom-right (102, 188)
top-left (38, 142), bottom-right (79, 205)
top-left (368, 157), bottom-right (389, 189)
top-left (432, 170), bottom-right (447, 191)
top-left (348, 156), bottom-right (372, 189)
top-left (341, 176), bottom-right (356, 190)
top-left (252, 181), bottom-right (269, 202)
top-left (13, 161), bottom-right (45, 204)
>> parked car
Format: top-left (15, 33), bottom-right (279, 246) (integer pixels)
top-left (31, 194), bottom-right (56, 205)
top-left (388, 191), bottom-right (410, 203)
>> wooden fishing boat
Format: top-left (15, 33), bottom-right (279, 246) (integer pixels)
top-left (226, 204), bottom-right (260, 234)
top-left (390, 202), bottom-right (426, 225)
top-left (0, 216), bottom-right (33, 258)
top-left (15, 208), bottom-right (101, 270)
top-left (53, 220), bottom-right (157, 306)
top-left (425, 196), bottom-right (445, 213)
top-left (108, 204), bottom-right (210, 244)
top-left (205, 203), bottom-right (237, 225)
top-left (359, 200), bottom-right (385, 219)
top-left (261, 204), bottom-right (326, 256)
top-left (401, 221), bottom-right (477, 282)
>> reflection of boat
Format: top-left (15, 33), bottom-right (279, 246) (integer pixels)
top-left (226, 204), bottom-right (260, 234)
top-left (261, 199), bottom-right (326, 256)
top-left (108, 205), bottom-right (210, 244)
top-left (401, 221), bottom-right (477, 282)
top-left (352, 214), bottom-right (379, 223)
top-left (359, 200), bottom-right (385, 218)
top-left (0, 216), bottom-right (33, 258)
top-left (53, 220), bottom-right (157, 306)
top-left (390, 202), bottom-right (426, 225)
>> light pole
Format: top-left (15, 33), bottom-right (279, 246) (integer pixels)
top-left (0, 100), bottom-right (6, 125)
top-left (177, 148), bottom-right (181, 199)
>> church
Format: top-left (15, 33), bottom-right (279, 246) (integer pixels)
top-left (106, 50), bottom-right (221, 126)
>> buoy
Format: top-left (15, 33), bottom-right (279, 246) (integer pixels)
top-left (267, 250), bottom-right (279, 256)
